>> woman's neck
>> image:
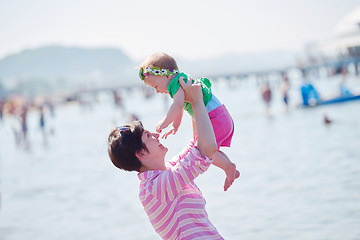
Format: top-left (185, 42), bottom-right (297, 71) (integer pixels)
top-left (140, 160), bottom-right (167, 172)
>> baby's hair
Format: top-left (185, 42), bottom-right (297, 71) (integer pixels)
top-left (140, 52), bottom-right (179, 70)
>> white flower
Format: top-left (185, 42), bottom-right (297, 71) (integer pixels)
top-left (153, 68), bottom-right (161, 74)
top-left (144, 67), bottom-right (152, 74)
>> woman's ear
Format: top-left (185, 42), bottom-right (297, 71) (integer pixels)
top-left (135, 149), bottom-right (147, 160)
top-left (136, 149), bottom-right (149, 172)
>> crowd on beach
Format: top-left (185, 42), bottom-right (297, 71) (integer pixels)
top-left (0, 95), bottom-right (55, 149)
top-left (0, 88), bottom-right (144, 150)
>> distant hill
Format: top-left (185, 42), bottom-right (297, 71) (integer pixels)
top-left (0, 46), bottom-right (138, 95)
top-left (0, 45), bottom-right (300, 96)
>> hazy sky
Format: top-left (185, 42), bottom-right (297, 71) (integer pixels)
top-left (1, 0), bottom-right (359, 61)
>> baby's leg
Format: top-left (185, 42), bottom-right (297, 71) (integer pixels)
top-left (212, 150), bottom-right (240, 191)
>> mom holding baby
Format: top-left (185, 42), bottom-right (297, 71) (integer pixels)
top-left (107, 78), bottom-right (224, 239)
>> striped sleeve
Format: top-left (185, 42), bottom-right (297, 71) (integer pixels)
top-left (166, 139), bottom-right (196, 167)
top-left (153, 146), bottom-right (212, 202)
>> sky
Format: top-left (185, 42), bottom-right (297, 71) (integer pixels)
top-left (0, 0), bottom-right (359, 61)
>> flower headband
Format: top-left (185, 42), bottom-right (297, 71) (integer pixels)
top-left (139, 66), bottom-right (180, 81)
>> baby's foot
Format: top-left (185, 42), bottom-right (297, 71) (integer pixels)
top-left (224, 163), bottom-right (240, 191)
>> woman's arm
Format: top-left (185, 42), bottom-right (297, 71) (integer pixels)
top-left (149, 145), bottom-right (213, 202)
top-left (191, 118), bottom-right (197, 139)
top-left (179, 78), bottom-right (217, 159)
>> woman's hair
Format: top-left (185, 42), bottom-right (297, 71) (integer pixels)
top-left (107, 121), bottom-right (148, 172)
top-left (139, 52), bottom-right (179, 70)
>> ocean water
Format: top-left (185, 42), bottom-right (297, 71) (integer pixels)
top-left (0, 75), bottom-right (360, 240)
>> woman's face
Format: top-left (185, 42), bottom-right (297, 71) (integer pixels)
top-left (141, 129), bottom-right (168, 159)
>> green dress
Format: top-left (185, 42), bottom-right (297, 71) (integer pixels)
top-left (168, 72), bottom-right (212, 117)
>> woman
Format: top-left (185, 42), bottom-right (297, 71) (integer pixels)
top-left (107, 78), bottom-right (224, 239)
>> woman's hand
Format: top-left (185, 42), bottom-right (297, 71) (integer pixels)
top-left (179, 76), bottom-right (202, 104)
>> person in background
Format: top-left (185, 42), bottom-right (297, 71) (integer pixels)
top-left (108, 78), bottom-right (224, 239)
top-left (39, 105), bottom-right (48, 146)
top-left (260, 81), bottom-right (272, 115)
top-left (280, 73), bottom-right (290, 109)
top-left (0, 97), bottom-right (5, 121)
top-left (20, 104), bottom-right (28, 144)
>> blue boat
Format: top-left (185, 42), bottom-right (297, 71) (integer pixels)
top-left (314, 94), bottom-right (360, 106)
top-left (300, 83), bottom-right (360, 107)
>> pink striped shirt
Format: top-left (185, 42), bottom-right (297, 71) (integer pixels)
top-left (138, 141), bottom-right (224, 240)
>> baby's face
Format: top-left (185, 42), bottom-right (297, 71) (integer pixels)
top-left (144, 75), bottom-right (171, 94)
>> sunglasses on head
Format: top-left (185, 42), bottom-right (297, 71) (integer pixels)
top-left (117, 126), bottom-right (130, 138)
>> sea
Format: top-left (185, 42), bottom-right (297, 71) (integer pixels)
top-left (0, 73), bottom-right (359, 240)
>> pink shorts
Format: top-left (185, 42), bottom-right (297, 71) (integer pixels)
top-left (208, 104), bottom-right (234, 149)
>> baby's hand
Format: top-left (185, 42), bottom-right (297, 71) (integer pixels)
top-left (155, 120), bottom-right (164, 133)
top-left (162, 126), bottom-right (178, 139)
top-left (155, 120), bottom-right (167, 133)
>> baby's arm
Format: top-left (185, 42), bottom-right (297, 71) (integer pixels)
top-left (162, 107), bottom-right (184, 139)
top-left (156, 87), bottom-right (185, 133)
top-left (173, 107), bottom-right (184, 129)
